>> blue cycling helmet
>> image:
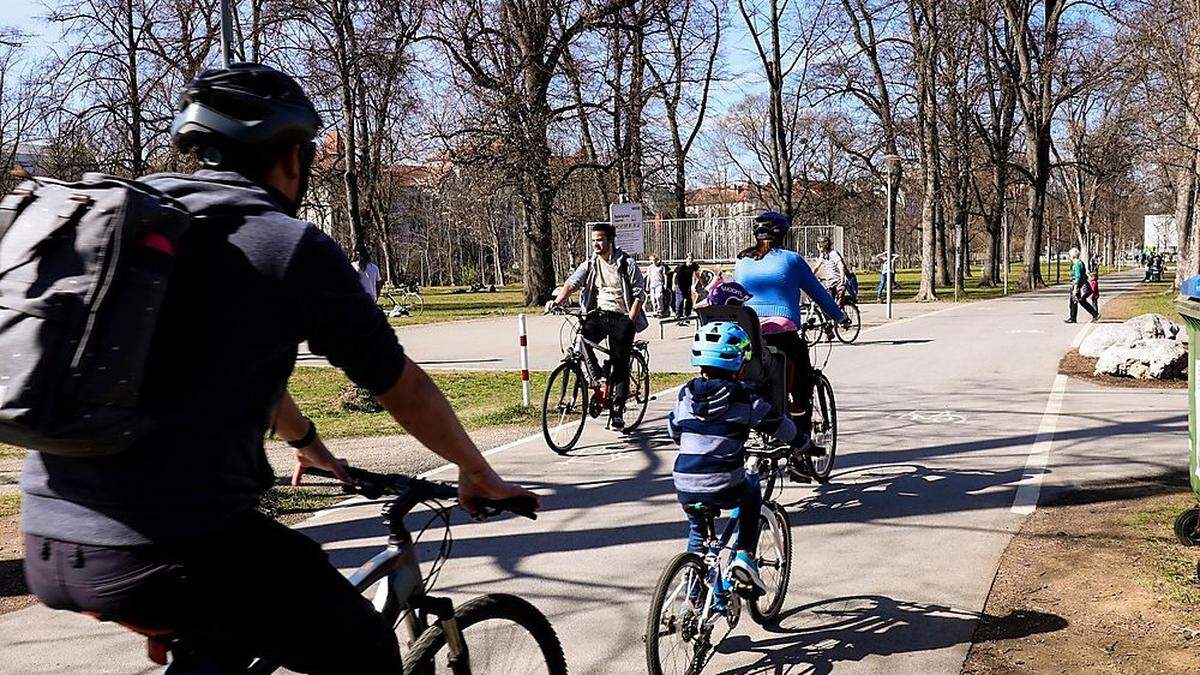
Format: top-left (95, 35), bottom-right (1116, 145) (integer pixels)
top-left (753, 210), bottom-right (790, 240)
top-left (691, 321), bottom-right (752, 371)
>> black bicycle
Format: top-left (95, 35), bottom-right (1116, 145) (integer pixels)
top-left (801, 293), bottom-right (861, 346)
top-left (541, 307), bottom-right (652, 453)
top-left (697, 305), bottom-right (838, 483)
top-left (115, 466), bottom-right (565, 674)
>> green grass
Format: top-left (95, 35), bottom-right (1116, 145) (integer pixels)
top-left (1103, 280), bottom-right (1178, 322)
top-left (0, 493), bottom-right (19, 518)
top-left (287, 366), bottom-right (693, 439)
top-left (1130, 496), bottom-right (1200, 615)
top-left (849, 261), bottom-right (1125, 303)
top-left (383, 284), bottom-right (529, 327)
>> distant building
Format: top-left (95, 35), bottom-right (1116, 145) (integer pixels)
top-left (4, 143), bottom-right (47, 177)
top-left (1143, 214), bottom-right (1178, 253)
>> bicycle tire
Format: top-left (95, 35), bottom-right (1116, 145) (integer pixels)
top-left (802, 310), bottom-right (825, 348)
top-left (645, 552), bottom-right (708, 675)
top-left (805, 372), bottom-right (838, 482)
top-left (541, 361), bottom-right (588, 454)
top-left (624, 350), bottom-right (651, 432)
top-left (403, 593), bottom-right (567, 675)
top-left (748, 504), bottom-right (792, 624)
top-left (834, 302), bottom-right (861, 344)
top-left (407, 293), bottom-right (425, 317)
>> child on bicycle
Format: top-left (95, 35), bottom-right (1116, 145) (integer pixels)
top-left (667, 321), bottom-right (806, 596)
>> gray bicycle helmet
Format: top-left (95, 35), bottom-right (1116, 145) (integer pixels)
top-left (171, 63), bottom-right (321, 164)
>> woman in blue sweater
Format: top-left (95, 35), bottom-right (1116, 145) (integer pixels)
top-left (733, 211), bottom-right (847, 432)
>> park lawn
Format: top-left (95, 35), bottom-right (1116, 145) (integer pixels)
top-left (850, 261), bottom-right (1126, 303)
top-left (384, 284), bottom-right (528, 327)
top-left (1101, 280), bottom-right (1179, 322)
top-left (287, 366), bottom-right (693, 439)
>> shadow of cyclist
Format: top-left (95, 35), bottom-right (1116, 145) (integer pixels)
top-left (711, 594), bottom-right (1065, 674)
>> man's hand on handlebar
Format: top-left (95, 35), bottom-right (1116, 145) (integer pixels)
top-left (458, 464), bottom-right (541, 517)
top-left (291, 438), bottom-right (351, 486)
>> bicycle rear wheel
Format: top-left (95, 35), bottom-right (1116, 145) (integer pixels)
top-left (646, 552), bottom-right (709, 675)
top-left (623, 350), bottom-right (651, 432)
top-left (834, 302), bottom-right (861, 344)
top-left (805, 372), bottom-right (838, 482)
top-left (541, 361), bottom-right (588, 454)
top-left (749, 503), bottom-right (791, 624)
top-left (403, 593), bottom-right (566, 675)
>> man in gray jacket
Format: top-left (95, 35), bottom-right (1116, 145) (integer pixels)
top-left (548, 223), bottom-right (646, 429)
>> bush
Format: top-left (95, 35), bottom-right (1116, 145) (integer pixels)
top-left (335, 383), bottom-right (384, 413)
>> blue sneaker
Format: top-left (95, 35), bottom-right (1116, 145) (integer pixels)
top-left (730, 551), bottom-right (767, 597)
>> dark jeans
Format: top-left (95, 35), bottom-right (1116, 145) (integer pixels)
top-left (678, 475), bottom-right (763, 554)
top-left (876, 272), bottom-right (891, 301)
top-left (1069, 281), bottom-right (1098, 321)
top-left (674, 287), bottom-right (693, 318)
top-left (764, 330), bottom-right (815, 432)
top-left (582, 310), bottom-right (635, 410)
top-left (24, 509), bottom-right (402, 674)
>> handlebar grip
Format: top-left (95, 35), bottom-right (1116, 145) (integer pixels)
top-left (475, 496), bottom-right (539, 521)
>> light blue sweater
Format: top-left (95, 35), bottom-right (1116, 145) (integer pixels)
top-left (734, 249), bottom-right (844, 325)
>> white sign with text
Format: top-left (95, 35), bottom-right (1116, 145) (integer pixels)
top-left (609, 202), bottom-right (644, 255)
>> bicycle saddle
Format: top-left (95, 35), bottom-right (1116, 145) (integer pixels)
top-left (684, 503), bottom-right (720, 518)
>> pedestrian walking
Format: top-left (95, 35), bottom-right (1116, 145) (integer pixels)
top-left (673, 253), bottom-right (700, 319)
top-left (645, 255), bottom-right (667, 317)
top-left (874, 252), bottom-right (899, 303)
top-left (1065, 247), bottom-right (1099, 323)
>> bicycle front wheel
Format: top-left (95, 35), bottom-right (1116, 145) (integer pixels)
top-left (404, 593), bottom-right (566, 675)
top-left (806, 372), bottom-right (838, 482)
top-left (542, 361), bottom-right (588, 454)
top-left (749, 503), bottom-right (792, 624)
top-left (835, 302), bottom-right (861, 344)
top-left (405, 293), bottom-right (425, 317)
top-left (646, 552), bottom-right (709, 675)
top-left (624, 350), bottom-right (651, 432)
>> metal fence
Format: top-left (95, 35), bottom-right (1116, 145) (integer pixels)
top-left (585, 216), bottom-right (844, 263)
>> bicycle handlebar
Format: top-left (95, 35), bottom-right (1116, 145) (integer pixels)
top-left (303, 466), bottom-right (538, 521)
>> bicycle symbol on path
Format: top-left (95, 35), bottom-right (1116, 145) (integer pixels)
top-left (889, 409), bottom-right (969, 425)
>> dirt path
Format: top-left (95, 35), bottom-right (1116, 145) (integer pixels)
top-left (963, 477), bottom-right (1200, 674)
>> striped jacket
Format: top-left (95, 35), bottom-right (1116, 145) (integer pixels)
top-left (668, 377), bottom-right (797, 495)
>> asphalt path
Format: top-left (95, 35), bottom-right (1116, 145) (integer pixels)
top-left (0, 270), bottom-right (1187, 674)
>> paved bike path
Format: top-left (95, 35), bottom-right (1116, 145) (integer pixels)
top-left (0, 271), bottom-right (1186, 673)
top-left (297, 270), bottom-right (1186, 673)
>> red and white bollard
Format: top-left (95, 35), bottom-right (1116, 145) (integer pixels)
top-left (518, 313), bottom-right (531, 406)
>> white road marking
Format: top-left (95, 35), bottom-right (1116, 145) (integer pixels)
top-left (1011, 374), bottom-right (1068, 515)
top-left (1069, 324), bottom-right (1092, 350)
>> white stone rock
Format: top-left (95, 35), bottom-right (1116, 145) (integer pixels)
top-left (1094, 338), bottom-right (1187, 380)
top-left (1123, 313), bottom-right (1182, 341)
top-left (1079, 324), bottom-right (1141, 358)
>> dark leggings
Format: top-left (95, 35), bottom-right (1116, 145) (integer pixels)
top-left (679, 475), bottom-right (763, 554)
top-left (24, 509), bottom-right (403, 674)
top-left (764, 330), bottom-right (815, 432)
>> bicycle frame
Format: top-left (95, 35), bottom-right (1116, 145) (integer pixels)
top-left (176, 502), bottom-right (463, 674)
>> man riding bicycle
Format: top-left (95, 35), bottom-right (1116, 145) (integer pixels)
top-left (547, 222), bottom-right (647, 430)
top-left (20, 63), bottom-right (535, 674)
top-left (812, 235), bottom-right (848, 307)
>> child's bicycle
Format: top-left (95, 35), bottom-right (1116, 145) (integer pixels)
top-left (644, 444), bottom-right (797, 675)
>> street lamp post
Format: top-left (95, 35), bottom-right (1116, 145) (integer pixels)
top-left (883, 154), bottom-right (901, 320)
top-left (220, 0), bottom-right (234, 68)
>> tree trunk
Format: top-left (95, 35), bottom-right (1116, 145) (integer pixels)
top-left (1175, 147), bottom-right (1200, 287)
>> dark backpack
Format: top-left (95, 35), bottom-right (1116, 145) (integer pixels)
top-left (0, 174), bottom-right (191, 457)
